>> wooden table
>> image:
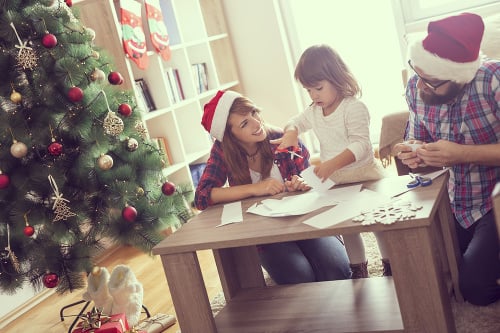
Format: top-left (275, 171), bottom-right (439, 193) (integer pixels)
top-left (152, 174), bottom-right (461, 333)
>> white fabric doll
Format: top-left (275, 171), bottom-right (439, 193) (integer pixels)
top-left (82, 266), bottom-right (113, 315)
top-left (108, 264), bottom-right (144, 326)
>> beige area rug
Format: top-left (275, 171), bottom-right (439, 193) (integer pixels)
top-left (210, 233), bottom-right (500, 333)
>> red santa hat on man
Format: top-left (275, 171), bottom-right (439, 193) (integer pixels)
top-left (202, 90), bottom-right (241, 141)
top-left (409, 12), bottom-right (484, 84)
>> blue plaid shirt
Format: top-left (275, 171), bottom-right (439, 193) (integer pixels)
top-left (194, 127), bottom-right (310, 210)
top-left (405, 60), bottom-right (500, 228)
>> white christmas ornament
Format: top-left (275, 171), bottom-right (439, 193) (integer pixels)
top-left (108, 264), bottom-right (143, 326)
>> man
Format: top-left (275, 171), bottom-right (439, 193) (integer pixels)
top-left (394, 12), bottom-right (500, 306)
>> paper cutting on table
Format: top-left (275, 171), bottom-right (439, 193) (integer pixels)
top-left (217, 201), bottom-right (243, 227)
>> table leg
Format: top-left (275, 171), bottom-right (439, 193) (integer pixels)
top-left (436, 192), bottom-right (463, 301)
top-left (214, 246), bottom-right (265, 300)
top-left (160, 252), bottom-right (217, 333)
top-left (385, 226), bottom-right (456, 333)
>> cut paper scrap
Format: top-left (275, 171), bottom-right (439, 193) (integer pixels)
top-left (247, 184), bottom-right (363, 217)
top-left (303, 189), bottom-right (391, 229)
top-left (217, 201), bottom-right (243, 227)
top-left (300, 165), bottom-right (335, 192)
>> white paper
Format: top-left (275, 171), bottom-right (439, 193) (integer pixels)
top-left (300, 166), bottom-right (335, 192)
top-left (246, 184), bottom-right (363, 217)
top-left (303, 189), bottom-right (391, 229)
top-left (217, 201), bottom-right (243, 227)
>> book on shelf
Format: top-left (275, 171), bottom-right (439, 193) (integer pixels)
top-left (165, 67), bottom-right (184, 103)
top-left (151, 137), bottom-right (173, 166)
top-left (134, 79), bottom-right (156, 112)
top-left (191, 63), bottom-right (208, 94)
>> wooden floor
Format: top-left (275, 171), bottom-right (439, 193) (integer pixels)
top-left (2, 245), bottom-right (221, 333)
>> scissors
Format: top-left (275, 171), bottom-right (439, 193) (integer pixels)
top-left (274, 146), bottom-right (303, 160)
top-left (406, 172), bottom-right (432, 189)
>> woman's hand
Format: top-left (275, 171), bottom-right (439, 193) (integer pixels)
top-left (253, 178), bottom-right (286, 196)
top-left (284, 175), bottom-right (310, 192)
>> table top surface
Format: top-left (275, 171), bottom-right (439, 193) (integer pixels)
top-left (153, 173), bottom-right (448, 256)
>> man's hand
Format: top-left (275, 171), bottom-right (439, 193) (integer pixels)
top-left (393, 140), bottom-right (426, 169)
top-left (418, 140), bottom-right (463, 167)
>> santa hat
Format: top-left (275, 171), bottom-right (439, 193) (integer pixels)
top-left (202, 90), bottom-right (241, 141)
top-left (409, 12), bottom-right (484, 83)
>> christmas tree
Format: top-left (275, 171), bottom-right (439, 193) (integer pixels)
top-left (0, 0), bottom-right (192, 294)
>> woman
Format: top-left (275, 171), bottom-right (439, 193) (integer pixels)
top-left (194, 90), bottom-right (351, 284)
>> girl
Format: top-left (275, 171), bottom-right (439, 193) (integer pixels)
top-left (273, 44), bottom-right (390, 278)
top-left (194, 90), bottom-right (351, 284)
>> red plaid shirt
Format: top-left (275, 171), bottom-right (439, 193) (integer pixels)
top-left (194, 127), bottom-right (310, 210)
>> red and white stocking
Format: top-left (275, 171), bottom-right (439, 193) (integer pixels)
top-left (144, 0), bottom-right (171, 61)
top-left (120, 0), bottom-right (148, 69)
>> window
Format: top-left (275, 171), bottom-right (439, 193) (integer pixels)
top-left (400, 0), bottom-right (498, 22)
top-left (278, 0), bottom-right (407, 144)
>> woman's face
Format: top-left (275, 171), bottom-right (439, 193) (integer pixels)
top-left (227, 108), bottom-right (266, 144)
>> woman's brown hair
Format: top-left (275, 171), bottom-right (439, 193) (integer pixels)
top-left (221, 97), bottom-right (274, 185)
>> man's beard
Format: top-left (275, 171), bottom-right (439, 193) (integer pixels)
top-left (419, 83), bottom-right (463, 105)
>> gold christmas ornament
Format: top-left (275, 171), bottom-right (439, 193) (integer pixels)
top-left (90, 68), bottom-right (105, 82)
top-left (134, 121), bottom-right (148, 139)
top-left (103, 111), bottom-right (124, 136)
top-left (97, 154), bottom-right (113, 170)
top-left (136, 187), bottom-right (145, 196)
top-left (91, 50), bottom-right (100, 59)
top-left (10, 90), bottom-right (22, 104)
top-left (10, 140), bottom-right (28, 158)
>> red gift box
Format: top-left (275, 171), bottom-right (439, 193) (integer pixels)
top-left (73, 313), bottom-right (129, 333)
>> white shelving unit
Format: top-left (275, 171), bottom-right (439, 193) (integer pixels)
top-left (75, 0), bottom-right (241, 189)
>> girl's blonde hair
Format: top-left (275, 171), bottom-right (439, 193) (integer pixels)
top-left (221, 96), bottom-right (274, 185)
top-left (294, 44), bottom-right (361, 98)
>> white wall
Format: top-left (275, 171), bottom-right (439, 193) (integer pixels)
top-left (221, 0), bottom-right (304, 130)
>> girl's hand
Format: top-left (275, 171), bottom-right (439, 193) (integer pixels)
top-left (269, 129), bottom-right (299, 150)
top-left (313, 160), bottom-right (336, 182)
top-left (284, 175), bottom-right (310, 192)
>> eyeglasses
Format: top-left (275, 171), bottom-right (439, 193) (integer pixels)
top-left (407, 60), bottom-right (449, 90)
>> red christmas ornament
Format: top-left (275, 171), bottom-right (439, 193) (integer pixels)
top-left (118, 103), bottom-right (132, 117)
top-left (108, 71), bottom-right (124, 85)
top-left (42, 272), bottom-right (59, 288)
top-left (67, 86), bottom-right (83, 102)
top-left (122, 205), bottom-right (137, 222)
top-left (0, 174), bottom-right (10, 189)
top-left (23, 225), bottom-right (35, 237)
top-left (65, 0), bottom-right (73, 7)
top-left (161, 181), bottom-right (176, 196)
top-left (42, 33), bottom-right (57, 48)
top-left (48, 142), bottom-right (63, 156)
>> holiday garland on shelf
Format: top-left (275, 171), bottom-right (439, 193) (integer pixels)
top-left (0, 0), bottom-right (193, 294)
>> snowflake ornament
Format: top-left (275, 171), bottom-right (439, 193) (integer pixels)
top-left (352, 200), bottom-right (423, 225)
